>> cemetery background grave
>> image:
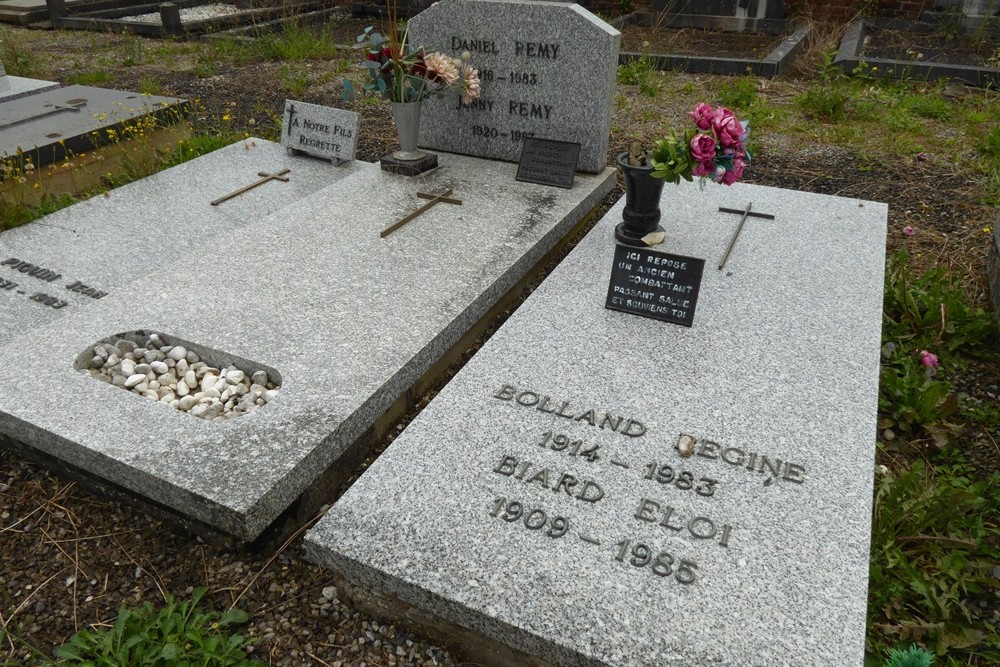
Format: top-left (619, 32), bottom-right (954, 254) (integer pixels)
top-left (1, 7), bottom-right (1000, 666)
top-left (836, 16), bottom-right (1000, 87)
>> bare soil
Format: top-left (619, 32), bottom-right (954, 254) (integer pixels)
top-left (863, 25), bottom-right (1000, 67)
top-left (619, 24), bottom-right (786, 58)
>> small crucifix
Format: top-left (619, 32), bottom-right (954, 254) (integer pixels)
top-left (717, 201), bottom-right (776, 271)
top-left (210, 168), bottom-right (291, 207)
top-left (380, 189), bottom-right (462, 238)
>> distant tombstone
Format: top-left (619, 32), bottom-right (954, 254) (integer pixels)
top-left (651, 0), bottom-right (786, 18)
top-left (408, 0), bottom-right (620, 174)
top-left (281, 100), bottom-right (359, 164)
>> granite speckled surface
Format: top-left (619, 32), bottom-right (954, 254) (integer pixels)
top-left (0, 138), bottom-right (370, 346)
top-left (305, 182), bottom-right (888, 666)
top-left (408, 0), bottom-right (619, 174)
top-left (0, 154), bottom-right (615, 540)
top-left (0, 74), bottom-right (59, 102)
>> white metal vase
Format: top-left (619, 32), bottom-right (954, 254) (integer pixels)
top-left (390, 101), bottom-right (426, 161)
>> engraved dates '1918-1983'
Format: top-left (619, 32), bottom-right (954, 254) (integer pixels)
top-left (614, 539), bottom-right (697, 584)
top-left (490, 497), bottom-right (569, 538)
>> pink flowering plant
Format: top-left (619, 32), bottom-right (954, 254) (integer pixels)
top-left (343, 25), bottom-right (481, 105)
top-left (647, 103), bottom-right (750, 186)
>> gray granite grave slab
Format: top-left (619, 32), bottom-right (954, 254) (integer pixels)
top-left (305, 181), bottom-right (888, 666)
top-left (0, 85), bottom-right (185, 167)
top-left (408, 0), bottom-right (619, 174)
top-left (281, 99), bottom-right (359, 163)
top-left (0, 153), bottom-right (615, 540)
top-left (0, 137), bottom-right (370, 346)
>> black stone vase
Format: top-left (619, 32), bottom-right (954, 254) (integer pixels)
top-left (615, 152), bottom-right (666, 246)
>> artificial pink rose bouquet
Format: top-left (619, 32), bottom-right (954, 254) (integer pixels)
top-left (647, 103), bottom-right (750, 186)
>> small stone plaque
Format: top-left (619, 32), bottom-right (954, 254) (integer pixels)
top-left (605, 244), bottom-right (705, 327)
top-left (408, 0), bottom-right (619, 173)
top-left (281, 99), bottom-right (359, 164)
top-left (515, 137), bottom-right (580, 188)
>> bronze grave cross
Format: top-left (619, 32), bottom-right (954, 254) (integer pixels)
top-left (210, 169), bottom-right (291, 207)
top-left (717, 201), bottom-right (776, 271)
top-left (380, 189), bottom-right (463, 238)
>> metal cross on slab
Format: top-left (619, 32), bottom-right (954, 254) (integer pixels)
top-left (717, 202), bottom-right (776, 271)
top-left (210, 169), bottom-right (291, 207)
top-left (380, 189), bottom-right (462, 238)
top-left (0, 99), bottom-right (87, 131)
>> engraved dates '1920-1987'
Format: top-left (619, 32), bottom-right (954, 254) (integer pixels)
top-left (614, 539), bottom-right (697, 584)
top-left (490, 497), bottom-right (569, 538)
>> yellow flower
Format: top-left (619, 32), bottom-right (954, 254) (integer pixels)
top-left (222, 114), bottom-right (231, 122)
top-left (984, 227), bottom-right (992, 233)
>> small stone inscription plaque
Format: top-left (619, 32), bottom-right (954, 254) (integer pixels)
top-left (281, 100), bottom-right (359, 163)
top-left (515, 138), bottom-right (580, 189)
top-left (605, 244), bottom-right (705, 327)
top-left (408, 0), bottom-right (619, 173)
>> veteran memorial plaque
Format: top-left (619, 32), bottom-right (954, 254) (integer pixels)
top-left (408, 0), bottom-right (619, 173)
top-left (605, 245), bottom-right (705, 327)
top-left (515, 137), bottom-right (581, 188)
top-left (281, 99), bottom-right (359, 163)
top-left (306, 180), bottom-right (888, 666)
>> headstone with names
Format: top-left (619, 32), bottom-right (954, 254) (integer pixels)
top-left (408, 0), bottom-right (619, 174)
top-left (305, 180), bottom-right (888, 666)
top-left (281, 99), bottom-right (359, 163)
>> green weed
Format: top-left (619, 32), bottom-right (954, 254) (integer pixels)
top-left (67, 70), bottom-right (111, 86)
top-left (54, 588), bottom-right (265, 667)
top-left (618, 56), bottom-right (659, 98)
top-left (795, 49), bottom-right (848, 122)
top-left (868, 460), bottom-right (1000, 664)
top-left (717, 76), bottom-right (758, 111)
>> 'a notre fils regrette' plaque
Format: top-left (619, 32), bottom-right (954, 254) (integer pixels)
top-left (281, 99), bottom-right (359, 163)
top-left (408, 0), bottom-right (619, 174)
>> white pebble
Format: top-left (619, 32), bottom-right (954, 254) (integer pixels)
top-left (167, 346), bottom-right (187, 361)
top-left (226, 369), bottom-right (245, 385)
top-left (150, 361), bottom-right (169, 375)
top-left (124, 374), bottom-right (146, 389)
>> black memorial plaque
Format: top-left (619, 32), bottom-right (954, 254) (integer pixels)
top-left (515, 138), bottom-right (581, 189)
top-left (605, 244), bottom-right (706, 327)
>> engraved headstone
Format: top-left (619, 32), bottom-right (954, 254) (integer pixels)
top-left (0, 138), bottom-right (369, 346)
top-left (281, 99), bottom-right (359, 163)
top-left (0, 154), bottom-right (615, 541)
top-left (305, 181), bottom-right (888, 666)
top-left (408, 0), bottom-right (619, 173)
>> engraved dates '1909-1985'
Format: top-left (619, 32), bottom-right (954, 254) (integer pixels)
top-left (614, 539), bottom-right (697, 584)
top-left (490, 497), bottom-right (569, 538)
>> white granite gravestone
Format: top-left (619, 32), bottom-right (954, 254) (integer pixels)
top-left (0, 58), bottom-right (60, 103)
top-left (305, 182), bottom-right (888, 666)
top-left (408, 0), bottom-right (619, 173)
top-left (0, 138), bottom-right (369, 346)
top-left (0, 154), bottom-right (615, 541)
top-left (281, 99), bottom-right (359, 163)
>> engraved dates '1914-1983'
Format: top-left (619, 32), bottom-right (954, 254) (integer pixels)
top-left (538, 431), bottom-right (599, 462)
top-left (614, 539), bottom-right (697, 584)
top-left (490, 497), bottom-right (569, 538)
top-left (644, 462), bottom-right (718, 497)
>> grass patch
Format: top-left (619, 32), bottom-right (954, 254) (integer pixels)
top-left (67, 69), bottom-right (112, 86)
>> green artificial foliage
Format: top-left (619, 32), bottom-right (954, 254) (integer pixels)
top-left (885, 644), bottom-right (935, 667)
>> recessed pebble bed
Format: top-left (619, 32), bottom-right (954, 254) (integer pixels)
top-left (121, 3), bottom-right (242, 23)
top-left (80, 332), bottom-right (280, 421)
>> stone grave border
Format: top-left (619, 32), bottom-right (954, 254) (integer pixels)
top-left (836, 18), bottom-right (1000, 87)
top-left (44, 0), bottom-right (326, 36)
top-left (611, 12), bottom-right (808, 76)
top-left (202, 6), bottom-right (348, 42)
